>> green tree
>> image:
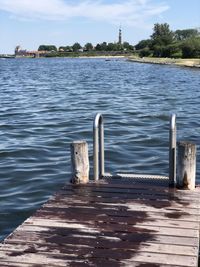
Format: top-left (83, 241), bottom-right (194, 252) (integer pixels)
top-left (95, 43), bottom-right (102, 51)
top-left (181, 37), bottom-right (200, 58)
top-left (106, 42), bottom-right (120, 51)
top-left (38, 45), bottom-right (57, 51)
top-left (72, 43), bottom-right (82, 52)
top-left (135, 39), bottom-right (152, 50)
top-left (123, 42), bottom-right (134, 51)
top-left (151, 23), bottom-right (174, 45)
top-left (175, 29), bottom-right (199, 41)
top-left (167, 43), bottom-right (182, 58)
top-left (106, 43), bottom-right (115, 51)
top-left (101, 42), bottom-right (107, 51)
top-left (65, 46), bottom-right (73, 52)
top-left (139, 48), bottom-right (152, 57)
top-left (84, 43), bottom-right (93, 51)
top-left (151, 23), bottom-right (174, 56)
top-left (94, 42), bottom-right (107, 51)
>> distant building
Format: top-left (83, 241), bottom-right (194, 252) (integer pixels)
top-left (14, 45), bottom-right (46, 57)
top-left (118, 27), bottom-right (122, 45)
top-left (15, 45), bottom-right (27, 56)
top-left (15, 45), bottom-right (21, 54)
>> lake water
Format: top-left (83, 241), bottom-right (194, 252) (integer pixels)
top-left (0, 57), bottom-right (199, 241)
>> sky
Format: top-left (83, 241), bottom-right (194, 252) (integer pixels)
top-left (0, 0), bottom-right (199, 54)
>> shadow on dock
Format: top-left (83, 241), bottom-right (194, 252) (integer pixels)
top-left (1, 177), bottom-right (199, 266)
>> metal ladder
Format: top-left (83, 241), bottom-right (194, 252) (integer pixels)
top-left (93, 113), bottom-right (176, 186)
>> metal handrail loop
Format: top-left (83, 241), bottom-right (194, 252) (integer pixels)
top-left (169, 114), bottom-right (176, 186)
top-left (93, 113), bottom-right (105, 181)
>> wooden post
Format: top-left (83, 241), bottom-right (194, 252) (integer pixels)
top-left (70, 141), bottom-right (89, 184)
top-left (177, 141), bottom-right (196, 190)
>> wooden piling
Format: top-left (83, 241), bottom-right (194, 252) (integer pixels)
top-left (177, 141), bottom-right (196, 190)
top-left (70, 141), bottom-right (89, 184)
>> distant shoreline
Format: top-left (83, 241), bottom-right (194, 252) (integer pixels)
top-left (127, 56), bottom-right (200, 69)
top-left (1, 54), bottom-right (200, 69)
top-left (79, 55), bottom-right (125, 59)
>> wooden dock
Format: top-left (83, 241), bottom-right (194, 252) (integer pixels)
top-left (0, 176), bottom-right (200, 267)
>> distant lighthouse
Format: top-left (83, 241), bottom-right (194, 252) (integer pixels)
top-left (118, 26), bottom-right (122, 45)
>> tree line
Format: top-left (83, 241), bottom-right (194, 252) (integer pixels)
top-left (38, 23), bottom-right (200, 58)
top-left (135, 23), bottom-right (200, 58)
top-left (38, 41), bottom-right (134, 54)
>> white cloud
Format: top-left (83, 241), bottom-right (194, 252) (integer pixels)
top-left (0, 0), bottom-right (169, 26)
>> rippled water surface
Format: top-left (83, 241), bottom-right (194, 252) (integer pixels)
top-left (0, 57), bottom-right (199, 240)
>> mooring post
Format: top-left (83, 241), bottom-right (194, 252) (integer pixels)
top-left (70, 141), bottom-right (89, 184)
top-left (177, 141), bottom-right (196, 190)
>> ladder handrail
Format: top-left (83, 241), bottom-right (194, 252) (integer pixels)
top-left (169, 114), bottom-right (176, 186)
top-left (93, 113), bottom-right (176, 184)
top-left (93, 113), bottom-right (105, 180)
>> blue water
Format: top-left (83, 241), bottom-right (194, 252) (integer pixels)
top-left (0, 57), bottom-right (199, 241)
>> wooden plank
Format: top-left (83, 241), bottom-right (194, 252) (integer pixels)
top-left (61, 185), bottom-right (197, 199)
top-left (0, 251), bottom-right (197, 267)
top-left (50, 193), bottom-right (200, 208)
top-left (20, 218), bottom-right (198, 237)
top-left (7, 226), bottom-right (199, 246)
top-left (33, 209), bottom-right (200, 229)
top-left (63, 183), bottom-right (187, 196)
top-left (0, 242), bottom-right (198, 256)
top-left (43, 201), bottom-right (200, 216)
top-left (57, 189), bottom-right (200, 203)
top-left (0, 262), bottom-right (192, 267)
top-left (0, 263), bottom-right (63, 267)
top-left (49, 193), bottom-right (199, 208)
top-left (47, 197), bottom-right (200, 216)
top-left (122, 252), bottom-right (197, 267)
top-left (0, 249), bottom-right (197, 267)
top-left (64, 182), bottom-right (200, 198)
top-left (0, 251), bottom-right (79, 266)
top-left (2, 245), bottom-right (197, 262)
top-left (42, 201), bottom-right (200, 221)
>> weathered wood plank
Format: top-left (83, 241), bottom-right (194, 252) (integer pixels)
top-left (43, 199), bottom-right (200, 219)
top-left (47, 199), bottom-right (200, 218)
top-left (121, 252), bottom-right (197, 267)
top-left (49, 193), bottom-right (200, 208)
top-left (0, 241), bottom-right (198, 256)
top-left (19, 218), bottom-right (198, 238)
top-left (43, 201), bottom-right (200, 216)
top-left (6, 226), bottom-right (199, 247)
top-left (57, 188), bottom-right (200, 203)
top-left (63, 182), bottom-right (200, 197)
top-left (0, 250), bottom-right (197, 267)
top-left (0, 262), bottom-right (193, 267)
top-left (32, 209), bottom-right (200, 229)
top-left (61, 185), bottom-right (197, 198)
